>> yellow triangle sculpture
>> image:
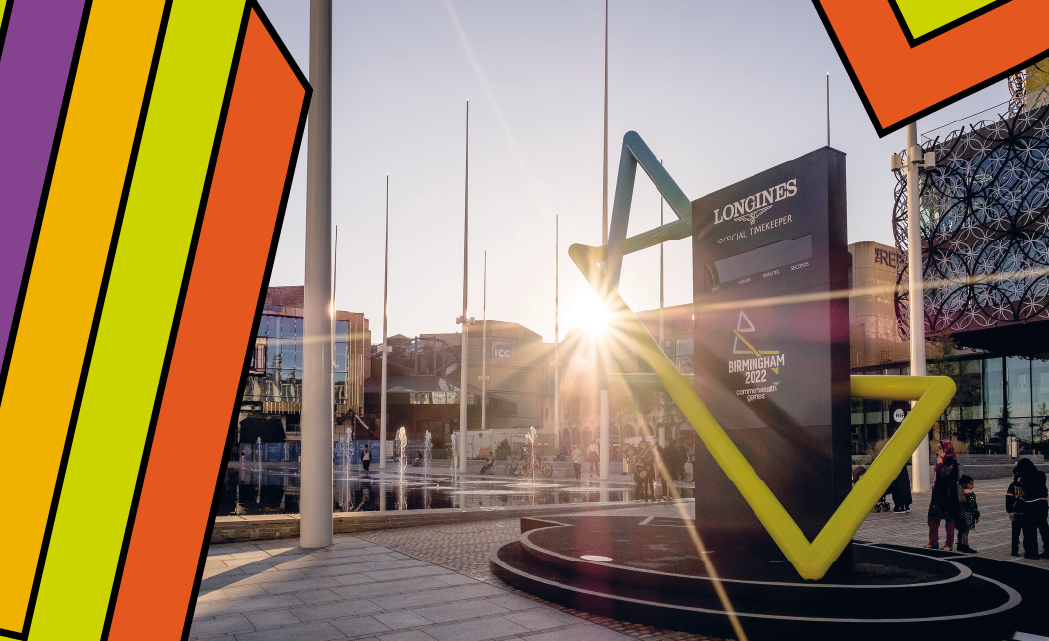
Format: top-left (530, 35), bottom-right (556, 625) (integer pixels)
top-left (590, 280), bottom-right (955, 581)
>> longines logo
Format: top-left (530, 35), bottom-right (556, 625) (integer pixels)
top-left (714, 178), bottom-right (797, 225)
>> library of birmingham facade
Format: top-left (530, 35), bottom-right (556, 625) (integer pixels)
top-left (852, 98), bottom-right (1049, 454)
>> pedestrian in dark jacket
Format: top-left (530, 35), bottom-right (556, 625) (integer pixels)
top-left (926, 440), bottom-right (960, 550)
top-left (673, 440), bottom-right (688, 481)
top-left (1007, 469), bottom-right (1026, 557)
top-left (890, 463), bottom-right (912, 513)
top-left (634, 442), bottom-right (654, 501)
top-left (662, 439), bottom-right (679, 481)
top-left (1015, 458), bottom-right (1049, 559)
top-left (655, 443), bottom-right (670, 500)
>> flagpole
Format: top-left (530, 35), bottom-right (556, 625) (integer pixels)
top-left (554, 216), bottom-right (560, 453)
top-left (458, 100), bottom-right (471, 473)
top-left (481, 252), bottom-right (487, 433)
top-left (380, 176), bottom-right (389, 469)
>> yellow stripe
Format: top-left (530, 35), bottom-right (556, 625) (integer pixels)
top-left (0, 0), bottom-right (166, 632)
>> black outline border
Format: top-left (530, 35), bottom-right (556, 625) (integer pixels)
top-left (177, 4), bottom-right (311, 635)
top-left (0, 0), bottom-right (16, 62)
top-left (812, 0), bottom-right (1049, 138)
top-left (887, 0), bottom-right (1012, 48)
top-left (0, 0), bottom-right (98, 636)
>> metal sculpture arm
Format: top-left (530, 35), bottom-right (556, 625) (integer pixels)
top-left (571, 131), bottom-right (693, 295)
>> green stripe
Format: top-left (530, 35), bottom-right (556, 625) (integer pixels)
top-left (894, 0), bottom-right (999, 38)
top-left (27, 2), bottom-right (245, 639)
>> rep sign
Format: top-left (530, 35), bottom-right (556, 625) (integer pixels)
top-left (491, 341), bottom-right (512, 364)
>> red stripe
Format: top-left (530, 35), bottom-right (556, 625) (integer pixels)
top-left (108, 9), bottom-right (306, 640)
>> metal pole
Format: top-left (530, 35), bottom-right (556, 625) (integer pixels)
top-left (332, 225), bottom-right (338, 434)
top-left (554, 216), bottom-right (560, 453)
top-left (598, 0), bottom-right (610, 481)
top-left (659, 159), bottom-right (664, 347)
top-left (907, 122), bottom-right (930, 493)
top-left (301, 0), bottom-right (333, 549)
top-left (599, 389), bottom-right (609, 480)
top-left (481, 251), bottom-right (487, 432)
top-left (380, 176), bottom-right (389, 469)
top-left (658, 159), bottom-right (665, 449)
top-left (459, 100), bottom-right (470, 473)
top-left (602, 0), bottom-right (608, 246)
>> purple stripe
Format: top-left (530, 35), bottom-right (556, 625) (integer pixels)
top-left (0, 0), bottom-right (87, 370)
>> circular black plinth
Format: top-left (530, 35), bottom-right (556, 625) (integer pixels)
top-left (490, 515), bottom-right (1021, 640)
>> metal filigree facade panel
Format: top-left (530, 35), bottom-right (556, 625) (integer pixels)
top-left (893, 103), bottom-right (1049, 340)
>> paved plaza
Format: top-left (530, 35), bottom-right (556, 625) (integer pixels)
top-left (192, 474), bottom-right (1048, 641)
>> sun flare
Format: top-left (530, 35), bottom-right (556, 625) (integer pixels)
top-left (571, 294), bottom-right (610, 336)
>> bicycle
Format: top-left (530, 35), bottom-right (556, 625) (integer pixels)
top-left (518, 456), bottom-right (554, 478)
top-left (504, 457), bottom-right (521, 476)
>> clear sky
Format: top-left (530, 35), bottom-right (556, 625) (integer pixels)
top-left (257, 0), bottom-right (1008, 343)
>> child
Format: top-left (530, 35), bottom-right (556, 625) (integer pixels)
top-left (956, 475), bottom-right (980, 553)
top-left (1007, 468), bottom-right (1025, 557)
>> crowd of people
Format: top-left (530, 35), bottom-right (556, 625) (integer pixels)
top-left (564, 437), bottom-right (689, 502)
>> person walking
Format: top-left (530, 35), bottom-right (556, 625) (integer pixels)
top-left (633, 442), bottom-right (653, 501)
top-left (361, 443), bottom-right (372, 479)
top-left (673, 438), bottom-right (688, 481)
top-left (1007, 467), bottom-right (1027, 557)
top-left (1015, 457), bottom-right (1049, 559)
top-left (654, 442), bottom-right (670, 500)
top-left (890, 463), bottom-right (912, 513)
top-left (926, 440), bottom-right (960, 551)
top-left (571, 445), bottom-right (583, 480)
top-left (587, 440), bottom-right (599, 476)
top-left (662, 438), bottom-right (679, 481)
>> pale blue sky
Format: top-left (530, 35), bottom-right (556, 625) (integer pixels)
top-left (258, 0), bottom-right (1008, 343)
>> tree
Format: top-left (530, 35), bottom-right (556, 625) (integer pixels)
top-left (997, 405), bottom-right (1012, 449)
top-left (1035, 402), bottom-right (1049, 455)
top-left (926, 329), bottom-right (959, 440)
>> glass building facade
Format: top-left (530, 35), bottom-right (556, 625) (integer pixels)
top-left (241, 287), bottom-right (371, 439)
top-left (852, 356), bottom-right (1049, 454)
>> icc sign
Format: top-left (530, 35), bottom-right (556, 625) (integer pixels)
top-left (491, 342), bottom-right (512, 364)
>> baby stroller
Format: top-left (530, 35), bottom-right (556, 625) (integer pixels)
top-left (853, 465), bottom-right (891, 513)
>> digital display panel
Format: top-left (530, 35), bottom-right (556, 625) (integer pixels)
top-left (691, 147), bottom-right (851, 558)
top-left (705, 235), bottom-right (812, 287)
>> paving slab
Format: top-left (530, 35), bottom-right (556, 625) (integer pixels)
top-left (197, 473), bottom-right (1044, 641)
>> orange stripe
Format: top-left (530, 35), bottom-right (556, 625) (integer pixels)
top-left (820, 0), bottom-right (1049, 131)
top-left (107, 10), bottom-right (307, 640)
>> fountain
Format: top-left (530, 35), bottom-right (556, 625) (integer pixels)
top-left (423, 430), bottom-right (433, 473)
top-left (450, 432), bottom-right (458, 481)
top-left (337, 432), bottom-right (352, 511)
top-left (396, 426), bottom-right (408, 482)
top-left (254, 436), bottom-right (262, 467)
top-left (526, 426), bottom-right (538, 483)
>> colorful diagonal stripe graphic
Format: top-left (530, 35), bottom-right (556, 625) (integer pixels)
top-left (0, 1), bottom-right (310, 639)
top-left (813, 0), bottom-right (1049, 136)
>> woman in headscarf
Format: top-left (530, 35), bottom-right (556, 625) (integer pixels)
top-left (926, 440), bottom-right (961, 550)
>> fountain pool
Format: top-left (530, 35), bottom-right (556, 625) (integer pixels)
top-left (215, 468), bottom-right (692, 515)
